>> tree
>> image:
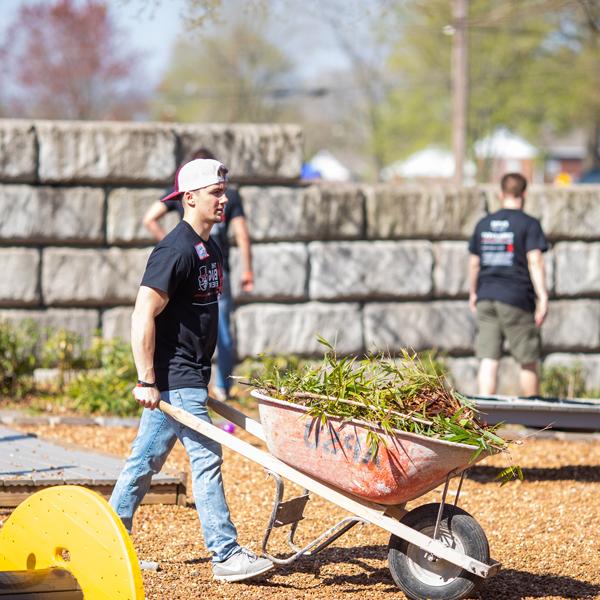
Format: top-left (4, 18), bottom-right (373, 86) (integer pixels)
top-left (152, 16), bottom-right (296, 123)
top-left (0, 0), bottom-right (148, 120)
top-left (379, 0), bottom-right (600, 175)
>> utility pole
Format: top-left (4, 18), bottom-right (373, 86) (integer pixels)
top-left (452, 0), bottom-right (468, 186)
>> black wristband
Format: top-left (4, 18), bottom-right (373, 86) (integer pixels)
top-left (136, 379), bottom-right (156, 388)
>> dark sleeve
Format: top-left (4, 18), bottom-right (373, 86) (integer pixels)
top-left (163, 198), bottom-right (184, 218)
top-left (225, 188), bottom-right (245, 221)
top-left (141, 246), bottom-right (187, 297)
top-left (525, 219), bottom-right (548, 253)
top-left (468, 223), bottom-right (480, 255)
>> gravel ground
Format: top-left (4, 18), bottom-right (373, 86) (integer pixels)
top-left (4, 418), bottom-right (600, 600)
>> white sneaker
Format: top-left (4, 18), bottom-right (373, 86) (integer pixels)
top-left (212, 387), bottom-right (229, 402)
top-left (213, 548), bottom-right (273, 583)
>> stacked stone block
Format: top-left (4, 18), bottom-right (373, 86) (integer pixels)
top-left (2, 119), bottom-right (600, 396)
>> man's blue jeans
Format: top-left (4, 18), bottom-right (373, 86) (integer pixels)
top-left (109, 387), bottom-right (239, 562)
top-left (216, 274), bottom-right (235, 395)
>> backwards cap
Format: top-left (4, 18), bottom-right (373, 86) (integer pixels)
top-left (161, 159), bottom-right (228, 202)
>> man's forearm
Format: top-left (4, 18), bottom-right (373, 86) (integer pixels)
top-left (131, 308), bottom-right (157, 383)
top-left (528, 253), bottom-right (548, 302)
top-left (468, 256), bottom-right (480, 296)
top-left (233, 218), bottom-right (252, 273)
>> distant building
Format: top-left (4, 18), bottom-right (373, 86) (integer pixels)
top-left (474, 129), bottom-right (538, 182)
top-left (541, 130), bottom-right (586, 184)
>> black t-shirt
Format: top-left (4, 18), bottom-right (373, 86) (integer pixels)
top-left (141, 221), bottom-right (223, 391)
top-left (468, 208), bottom-right (548, 313)
top-left (163, 187), bottom-right (244, 273)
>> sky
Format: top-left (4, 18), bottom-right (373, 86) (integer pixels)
top-left (0, 0), bottom-right (354, 89)
top-left (0, 0), bottom-right (185, 87)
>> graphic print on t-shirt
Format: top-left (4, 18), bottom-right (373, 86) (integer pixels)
top-left (194, 241), bottom-right (209, 260)
top-left (481, 219), bottom-right (514, 267)
top-left (195, 261), bottom-right (222, 303)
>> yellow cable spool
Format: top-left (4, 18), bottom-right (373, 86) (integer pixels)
top-left (0, 485), bottom-right (144, 599)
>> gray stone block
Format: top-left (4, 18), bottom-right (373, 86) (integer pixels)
top-left (364, 301), bottom-right (476, 354)
top-left (42, 248), bottom-right (151, 306)
top-left (241, 185), bottom-right (364, 242)
top-left (36, 121), bottom-right (177, 184)
top-left (444, 356), bottom-right (523, 397)
top-left (543, 353), bottom-right (600, 393)
top-left (0, 308), bottom-right (99, 347)
top-left (524, 186), bottom-right (600, 240)
top-left (445, 356), bottom-right (479, 395)
top-left (174, 123), bottom-right (303, 180)
top-left (309, 241), bottom-right (432, 300)
top-left (230, 243), bottom-right (308, 301)
top-left (366, 185), bottom-right (485, 240)
top-left (0, 185), bottom-right (104, 243)
top-left (107, 187), bottom-right (179, 244)
top-left (235, 302), bottom-right (363, 358)
top-left (0, 120), bottom-right (37, 182)
top-left (433, 241), bottom-right (470, 297)
top-left (0, 248), bottom-right (40, 306)
top-left (541, 300), bottom-right (600, 351)
top-left (102, 307), bottom-right (133, 342)
top-left (554, 242), bottom-right (600, 296)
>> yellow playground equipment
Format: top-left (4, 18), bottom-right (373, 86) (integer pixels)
top-left (0, 485), bottom-right (144, 599)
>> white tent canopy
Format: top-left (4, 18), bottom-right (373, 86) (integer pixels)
top-left (380, 148), bottom-right (476, 181)
top-left (474, 128), bottom-right (537, 160)
top-left (307, 150), bottom-right (352, 182)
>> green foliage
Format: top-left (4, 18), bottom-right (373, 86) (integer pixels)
top-left (252, 336), bottom-right (510, 456)
top-left (65, 337), bottom-right (140, 416)
top-left (152, 16), bottom-right (296, 124)
top-left (0, 319), bottom-right (39, 398)
top-left (40, 329), bottom-right (91, 391)
top-left (540, 362), bottom-right (591, 399)
top-left (378, 0), bottom-right (600, 172)
top-left (251, 337), bottom-right (521, 483)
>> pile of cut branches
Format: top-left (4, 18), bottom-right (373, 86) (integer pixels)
top-left (250, 337), bottom-right (522, 482)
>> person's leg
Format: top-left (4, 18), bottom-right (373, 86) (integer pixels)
top-left (497, 302), bottom-right (541, 397)
top-left (478, 358), bottom-right (500, 395)
top-left (109, 405), bottom-right (178, 532)
top-left (475, 300), bottom-right (503, 395)
top-left (520, 362), bottom-right (540, 396)
top-left (165, 387), bottom-right (239, 562)
top-left (215, 274), bottom-right (235, 399)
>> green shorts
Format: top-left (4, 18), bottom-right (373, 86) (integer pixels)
top-left (476, 300), bottom-right (541, 364)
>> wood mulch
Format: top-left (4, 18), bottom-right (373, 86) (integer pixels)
top-left (3, 417), bottom-right (600, 600)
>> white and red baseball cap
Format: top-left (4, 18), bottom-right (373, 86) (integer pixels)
top-left (161, 159), bottom-right (228, 202)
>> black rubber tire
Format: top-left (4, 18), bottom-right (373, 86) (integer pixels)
top-left (388, 503), bottom-right (489, 600)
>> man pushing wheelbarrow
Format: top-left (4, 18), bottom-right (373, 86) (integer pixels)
top-left (109, 157), bottom-right (273, 582)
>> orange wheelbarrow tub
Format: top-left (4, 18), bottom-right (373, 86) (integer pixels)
top-left (252, 389), bottom-right (487, 506)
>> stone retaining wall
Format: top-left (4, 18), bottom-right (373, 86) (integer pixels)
top-left (2, 119), bottom-right (600, 395)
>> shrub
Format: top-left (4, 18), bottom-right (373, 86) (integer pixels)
top-left (65, 337), bottom-right (141, 416)
top-left (0, 319), bottom-right (40, 398)
top-left (40, 328), bottom-right (91, 391)
top-left (541, 362), bottom-right (588, 398)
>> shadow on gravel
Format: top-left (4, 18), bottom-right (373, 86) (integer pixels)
top-left (252, 547), bottom-right (600, 599)
top-left (480, 568), bottom-right (600, 599)
top-left (467, 464), bottom-right (600, 483)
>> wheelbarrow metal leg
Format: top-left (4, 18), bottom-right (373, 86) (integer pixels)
top-left (261, 470), bottom-right (366, 565)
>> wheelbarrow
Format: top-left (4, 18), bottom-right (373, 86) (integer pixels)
top-left (158, 389), bottom-right (501, 600)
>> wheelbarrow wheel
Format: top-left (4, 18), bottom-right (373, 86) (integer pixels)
top-left (388, 503), bottom-right (489, 600)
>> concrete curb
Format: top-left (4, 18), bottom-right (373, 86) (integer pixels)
top-left (0, 410), bottom-right (140, 428)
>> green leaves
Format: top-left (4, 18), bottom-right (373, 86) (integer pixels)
top-left (252, 338), bottom-right (512, 459)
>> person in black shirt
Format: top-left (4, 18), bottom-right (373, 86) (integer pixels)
top-left (110, 158), bottom-right (272, 582)
top-left (143, 148), bottom-right (253, 402)
top-left (468, 173), bottom-right (549, 397)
